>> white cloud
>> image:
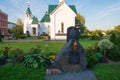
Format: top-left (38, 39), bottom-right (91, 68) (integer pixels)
top-left (96, 2), bottom-right (120, 19)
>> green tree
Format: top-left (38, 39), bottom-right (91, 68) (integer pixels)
top-left (16, 18), bottom-right (23, 34)
top-left (75, 13), bottom-right (88, 34)
top-left (114, 25), bottom-right (120, 33)
top-left (12, 18), bottom-right (23, 39)
top-left (12, 26), bottom-right (22, 39)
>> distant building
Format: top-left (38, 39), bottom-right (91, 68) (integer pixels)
top-left (40, 0), bottom-right (77, 40)
top-left (8, 22), bottom-right (16, 29)
top-left (23, 0), bottom-right (78, 40)
top-left (0, 9), bottom-right (8, 34)
top-left (23, 5), bottom-right (40, 36)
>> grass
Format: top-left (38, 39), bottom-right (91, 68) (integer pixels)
top-left (0, 64), bottom-right (46, 80)
top-left (0, 38), bottom-right (98, 53)
top-left (0, 38), bottom-right (100, 80)
top-left (0, 64), bottom-right (119, 80)
top-left (93, 64), bottom-right (120, 80)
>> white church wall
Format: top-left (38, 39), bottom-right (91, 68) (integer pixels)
top-left (39, 22), bottom-right (49, 35)
top-left (23, 19), bottom-right (32, 34)
top-left (49, 15), bottom-right (56, 40)
top-left (50, 2), bottom-right (76, 40)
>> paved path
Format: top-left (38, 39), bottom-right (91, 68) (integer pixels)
top-left (44, 70), bottom-right (97, 80)
top-left (2, 39), bottom-right (65, 42)
top-left (2, 39), bottom-right (44, 42)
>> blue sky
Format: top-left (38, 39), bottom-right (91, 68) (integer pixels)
top-left (0, 0), bottom-right (120, 30)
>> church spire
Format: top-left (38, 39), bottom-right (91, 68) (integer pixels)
top-left (26, 5), bottom-right (32, 14)
top-left (59, 0), bottom-right (64, 3)
top-left (26, 0), bottom-right (31, 14)
top-left (59, 0), bottom-right (65, 4)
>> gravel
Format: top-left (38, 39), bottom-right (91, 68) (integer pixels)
top-left (44, 70), bottom-right (97, 80)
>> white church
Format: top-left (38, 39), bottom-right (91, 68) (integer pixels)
top-left (23, 0), bottom-right (78, 40)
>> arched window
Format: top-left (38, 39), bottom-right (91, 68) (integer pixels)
top-left (61, 22), bottom-right (64, 33)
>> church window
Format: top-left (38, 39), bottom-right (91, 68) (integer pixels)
top-left (61, 22), bottom-right (64, 33)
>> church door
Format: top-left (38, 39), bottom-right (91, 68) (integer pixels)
top-left (32, 27), bottom-right (36, 35)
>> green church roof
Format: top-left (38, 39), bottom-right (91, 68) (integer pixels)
top-left (40, 13), bottom-right (50, 22)
top-left (41, 4), bottom-right (77, 22)
top-left (48, 5), bottom-right (77, 14)
top-left (26, 7), bottom-right (31, 14)
top-left (48, 5), bottom-right (57, 14)
top-left (32, 16), bottom-right (39, 24)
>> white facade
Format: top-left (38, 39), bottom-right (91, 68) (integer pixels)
top-left (40, 1), bottom-right (77, 40)
top-left (23, 7), bottom-right (40, 36)
top-left (23, 0), bottom-right (77, 39)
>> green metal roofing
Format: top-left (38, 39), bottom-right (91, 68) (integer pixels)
top-left (26, 7), bottom-right (31, 14)
top-left (32, 16), bottom-right (39, 24)
top-left (69, 5), bottom-right (77, 14)
top-left (40, 13), bottom-right (50, 22)
top-left (48, 5), bottom-right (57, 14)
top-left (48, 5), bottom-right (77, 14)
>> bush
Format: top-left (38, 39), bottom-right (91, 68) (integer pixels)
top-left (109, 32), bottom-right (120, 51)
top-left (86, 46), bottom-right (99, 68)
top-left (20, 35), bottom-right (26, 39)
top-left (29, 45), bottom-right (42, 54)
top-left (91, 34), bottom-right (101, 40)
top-left (23, 46), bottom-right (49, 68)
top-left (98, 39), bottom-right (113, 57)
top-left (0, 46), bottom-right (12, 59)
top-left (9, 48), bottom-right (24, 63)
top-left (37, 36), bottom-right (48, 39)
top-left (86, 52), bottom-right (98, 68)
top-left (106, 45), bottom-right (120, 61)
top-left (23, 53), bottom-right (48, 69)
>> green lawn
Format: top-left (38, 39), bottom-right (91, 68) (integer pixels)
top-left (0, 64), bottom-right (46, 80)
top-left (93, 64), bottom-right (120, 80)
top-left (0, 64), bottom-right (119, 80)
top-left (0, 38), bottom-right (98, 53)
top-left (0, 39), bottom-right (119, 80)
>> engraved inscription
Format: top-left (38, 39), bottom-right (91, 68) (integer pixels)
top-left (69, 51), bottom-right (80, 64)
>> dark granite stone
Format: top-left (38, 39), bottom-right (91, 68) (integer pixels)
top-left (67, 27), bottom-right (80, 42)
top-left (52, 39), bottom-right (87, 72)
top-left (51, 26), bottom-right (87, 72)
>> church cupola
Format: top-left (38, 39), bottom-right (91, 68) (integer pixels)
top-left (26, 5), bottom-right (32, 14)
top-left (25, 5), bottom-right (33, 19)
top-left (26, 7), bottom-right (31, 14)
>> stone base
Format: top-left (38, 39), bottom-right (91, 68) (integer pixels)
top-left (44, 70), bottom-right (97, 80)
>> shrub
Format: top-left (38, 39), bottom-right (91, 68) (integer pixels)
top-left (86, 46), bottom-right (99, 68)
top-left (37, 36), bottom-right (48, 39)
top-left (109, 32), bottom-right (120, 51)
top-left (86, 52), bottom-right (98, 68)
top-left (91, 34), bottom-right (101, 40)
top-left (106, 45), bottom-right (120, 61)
top-left (98, 39), bottom-right (113, 57)
top-left (20, 35), bottom-right (26, 39)
top-left (23, 53), bottom-right (48, 69)
top-left (23, 45), bottom-right (50, 68)
top-left (9, 48), bottom-right (24, 63)
top-left (29, 45), bottom-right (42, 54)
top-left (0, 46), bottom-right (12, 59)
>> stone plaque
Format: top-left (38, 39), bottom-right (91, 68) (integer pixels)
top-left (69, 51), bottom-right (80, 64)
